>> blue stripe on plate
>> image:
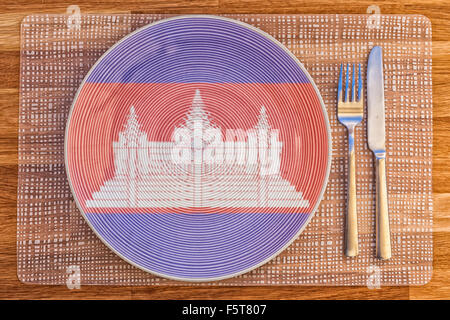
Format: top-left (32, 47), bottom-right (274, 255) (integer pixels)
top-left (85, 212), bottom-right (310, 280)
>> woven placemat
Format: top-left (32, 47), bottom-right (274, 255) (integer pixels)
top-left (17, 14), bottom-right (432, 286)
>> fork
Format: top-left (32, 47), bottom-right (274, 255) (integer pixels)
top-left (337, 63), bottom-right (363, 257)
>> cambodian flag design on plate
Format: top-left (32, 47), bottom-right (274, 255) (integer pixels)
top-left (65, 15), bottom-right (331, 281)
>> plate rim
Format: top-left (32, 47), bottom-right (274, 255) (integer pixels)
top-left (64, 14), bottom-right (332, 282)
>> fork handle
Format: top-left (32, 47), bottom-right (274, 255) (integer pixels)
top-left (375, 156), bottom-right (391, 260)
top-left (345, 130), bottom-right (358, 257)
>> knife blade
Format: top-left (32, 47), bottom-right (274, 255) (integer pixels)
top-left (367, 46), bottom-right (386, 154)
top-left (367, 46), bottom-right (391, 260)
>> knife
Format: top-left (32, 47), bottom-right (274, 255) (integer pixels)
top-left (367, 46), bottom-right (392, 260)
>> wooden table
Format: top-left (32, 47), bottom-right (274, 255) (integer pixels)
top-left (1, 0), bottom-right (449, 300)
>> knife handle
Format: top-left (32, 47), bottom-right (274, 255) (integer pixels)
top-left (345, 130), bottom-right (358, 257)
top-left (375, 156), bottom-right (391, 260)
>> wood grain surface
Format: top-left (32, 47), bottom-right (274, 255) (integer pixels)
top-left (0, 0), bottom-right (449, 300)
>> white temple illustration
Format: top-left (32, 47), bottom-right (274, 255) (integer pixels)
top-left (86, 90), bottom-right (309, 208)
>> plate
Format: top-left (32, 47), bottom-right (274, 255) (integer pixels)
top-left (65, 15), bottom-right (331, 282)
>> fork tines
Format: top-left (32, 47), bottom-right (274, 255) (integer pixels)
top-left (338, 63), bottom-right (363, 119)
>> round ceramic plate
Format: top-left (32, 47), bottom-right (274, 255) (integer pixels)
top-left (65, 15), bottom-right (331, 282)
